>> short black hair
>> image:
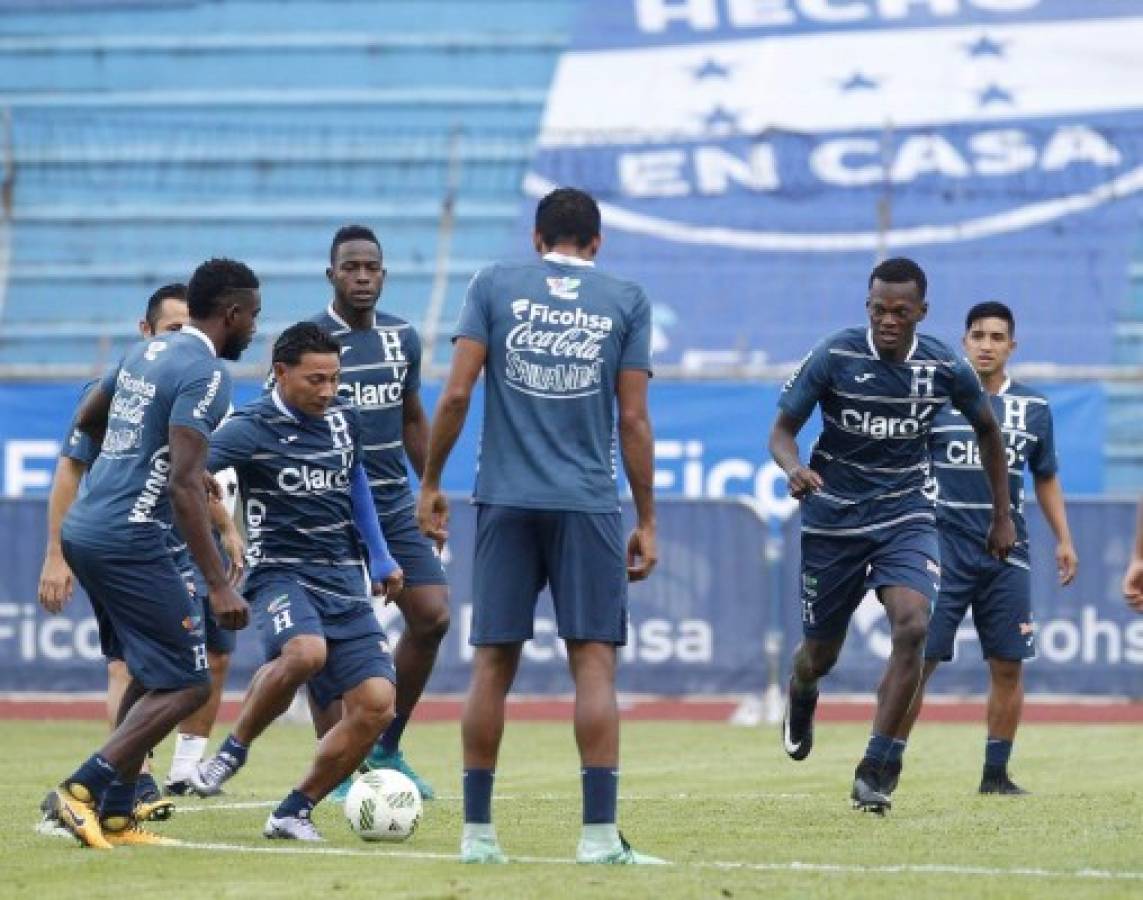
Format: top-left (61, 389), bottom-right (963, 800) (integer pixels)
top-left (144, 282), bottom-right (187, 330)
top-left (868, 257), bottom-right (927, 300)
top-left (330, 225), bottom-right (381, 265)
top-left (534, 187), bottom-right (601, 249)
top-left (965, 301), bottom-right (1015, 337)
top-left (187, 258), bottom-right (259, 319)
top-left (272, 322), bottom-right (341, 367)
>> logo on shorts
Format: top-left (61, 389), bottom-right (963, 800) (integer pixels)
top-left (182, 615), bottom-right (204, 636)
top-left (267, 594), bottom-right (290, 614)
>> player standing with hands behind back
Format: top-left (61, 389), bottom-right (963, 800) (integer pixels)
top-left (417, 188), bottom-right (662, 865)
top-left (770, 258), bottom-right (1016, 815)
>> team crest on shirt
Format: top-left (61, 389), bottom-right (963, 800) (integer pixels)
top-left (926, 559), bottom-right (941, 577)
top-left (267, 594), bottom-right (291, 614)
top-left (546, 276), bottom-right (581, 300)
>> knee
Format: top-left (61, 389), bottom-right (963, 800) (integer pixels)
top-left (797, 641), bottom-right (841, 678)
top-left (990, 659), bottom-right (1022, 687)
top-left (407, 597), bottom-right (451, 646)
top-left (348, 691), bottom-right (395, 736)
top-left (281, 638), bottom-right (326, 681)
top-left (891, 608), bottom-right (930, 652)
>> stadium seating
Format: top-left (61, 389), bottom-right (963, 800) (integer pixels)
top-left (0, 0), bottom-right (577, 368)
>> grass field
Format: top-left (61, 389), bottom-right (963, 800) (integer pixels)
top-left (3, 719), bottom-right (1140, 899)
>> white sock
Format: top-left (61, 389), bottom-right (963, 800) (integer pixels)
top-left (461, 822), bottom-right (499, 844)
top-left (579, 823), bottom-right (620, 849)
top-left (168, 734), bottom-right (209, 781)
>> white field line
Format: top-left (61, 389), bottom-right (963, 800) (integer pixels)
top-left (175, 793), bottom-right (813, 813)
top-left (169, 840), bottom-right (1143, 882)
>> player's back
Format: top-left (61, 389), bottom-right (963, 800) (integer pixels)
top-left (929, 378), bottom-right (1055, 556)
top-left (308, 306), bottom-right (420, 517)
top-left (780, 327), bottom-right (987, 535)
top-left (455, 253), bottom-right (652, 513)
top-left (209, 392), bottom-right (368, 603)
top-left (66, 328), bottom-right (230, 549)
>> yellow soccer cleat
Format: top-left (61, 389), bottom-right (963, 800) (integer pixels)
top-left (46, 786), bottom-right (113, 850)
top-left (101, 817), bottom-right (177, 847)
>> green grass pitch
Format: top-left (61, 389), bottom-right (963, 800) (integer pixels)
top-left (3, 720), bottom-right (1140, 898)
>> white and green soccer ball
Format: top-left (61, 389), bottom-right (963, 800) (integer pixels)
top-left (343, 770), bottom-right (422, 842)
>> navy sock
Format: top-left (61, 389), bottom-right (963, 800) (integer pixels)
top-left (64, 753), bottom-right (119, 804)
top-left (985, 737), bottom-right (1013, 769)
top-left (274, 789), bottom-right (316, 820)
top-left (463, 769), bottom-right (494, 824)
top-left (379, 713), bottom-right (409, 754)
top-left (100, 779), bottom-right (137, 824)
top-left (887, 739), bottom-right (907, 765)
top-left (582, 767), bottom-right (619, 825)
top-left (862, 732), bottom-right (895, 766)
top-left (220, 734), bottom-right (249, 768)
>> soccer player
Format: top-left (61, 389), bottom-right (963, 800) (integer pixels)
top-left (417, 188), bottom-right (662, 864)
top-left (894, 301), bottom-right (1077, 794)
top-left (771, 257), bottom-right (1016, 814)
top-left (37, 284), bottom-right (244, 815)
top-left (1125, 501), bottom-right (1143, 613)
top-left (189, 323), bottom-right (404, 841)
top-left (44, 258), bottom-right (259, 849)
top-left (308, 225), bottom-right (449, 800)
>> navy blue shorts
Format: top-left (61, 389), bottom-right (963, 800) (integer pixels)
top-left (381, 506), bottom-right (447, 588)
top-left (249, 577), bottom-right (395, 710)
top-left (187, 566), bottom-right (238, 655)
top-left (88, 590), bottom-right (123, 662)
top-left (926, 531), bottom-right (1034, 662)
top-left (62, 528), bottom-right (210, 691)
top-left (470, 505), bottom-right (627, 646)
top-left (799, 521), bottom-right (941, 640)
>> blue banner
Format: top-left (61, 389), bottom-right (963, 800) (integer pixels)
top-left (1, 496), bottom-right (1138, 697)
top-left (0, 378), bottom-right (1108, 507)
top-left (524, 0), bottom-right (1143, 366)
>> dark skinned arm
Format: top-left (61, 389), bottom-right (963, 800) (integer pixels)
top-left (416, 338), bottom-right (486, 547)
top-left (768, 410), bottom-right (824, 499)
top-left (617, 369), bottom-right (657, 582)
top-left (168, 425), bottom-right (249, 630)
top-left (967, 405), bottom-right (1017, 560)
top-left (401, 390), bottom-right (430, 480)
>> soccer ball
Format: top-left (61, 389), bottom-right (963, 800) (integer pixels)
top-left (343, 770), bottom-right (422, 842)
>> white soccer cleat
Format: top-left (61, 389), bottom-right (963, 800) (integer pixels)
top-left (263, 813), bottom-right (323, 841)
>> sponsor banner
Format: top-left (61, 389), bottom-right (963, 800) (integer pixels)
top-left (780, 499), bottom-right (1143, 694)
top-left (527, 0), bottom-right (1143, 365)
top-left (1, 496), bottom-right (1137, 697)
top-left (0, 378), bottom-right (1106, 504)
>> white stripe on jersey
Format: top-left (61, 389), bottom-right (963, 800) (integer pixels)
top-left (816, 484), bottom-right (923, 506)
top-left (247, 486), bottom-right (350, 496)
top-left (355, 400), bottom-right (403, 412)
top-left (935, 499), bottom-right (994, 509)
top-left (801, 510), bottom-right (935, 536)
top-left (363, 441), bottom-right (402, 451)
top-left (931, 424), bottom-right (1040, 441)
top-left (341, 362), bottom-right (409, 374)
top-left (832, 389), bottom-right (947, 405)
top-left (812, 448), bottom-right (930, 474)
top-left (931, 461), bottom-right (1024, 475)
top-left (250, 447), bottom-right (350, 462)
top-left (369, 477), bottom-right (407, 487)
top-left (257, 556), bottom-right (364, 567)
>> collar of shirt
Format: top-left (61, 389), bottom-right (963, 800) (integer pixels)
top-left (543, 251), bottom-right (595, 268)
top-left (271, 387), bottom-right (299, 422)
top-left (997, 376), bottom-right (1012, 396)
top-left (327, 302), bottom-right (374, 330)
top-left (865, 328), bottom-right (918, 362)
top-left (182, 324), bottom-right (217, 357)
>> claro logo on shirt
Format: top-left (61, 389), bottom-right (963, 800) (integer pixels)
top-left (840, 405), bottom-right (935, 438)
top-left (193, 370), bottom-right (223, 419)
top-left (277, 465), bottom-right (349, 493)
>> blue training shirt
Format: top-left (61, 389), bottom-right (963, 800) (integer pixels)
top-left (454, 252), bottom-right (653, 513)
top-left (778, 327), bottom-right (990, 536)
top-left (309, 305), bottom-right (421, 518)
top-left (207, 390), bottom-right (373, 611)
top-left (61, 381), bottom-right (101, 468)
top-left (65, 327), bottom-right (232, 549)
top-left (928, 377), bottom-right (1057, 563)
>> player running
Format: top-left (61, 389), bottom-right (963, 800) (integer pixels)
top-left (896, 301), bottom-right (1077, 794)
top-left (44, 259), bottom-right (259, 849)
top-left (771, 257), bottom-right (1016, 814)
top-left (417, 188), bottom-right (663, 864)
top-left (189, 323), bottom-right (403, 841)
top-left (37, 284), bottom-right (244, 819)
top-left (309, 225), bottom-right (449, 801)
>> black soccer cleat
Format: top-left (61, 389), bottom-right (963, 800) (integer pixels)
top-left (883, 760), bottom-right (902, 795)
top-left (978, 766), bottom-right (1029, 796)
top-left (781, 679), bottom-right (819, 761)
top-left (851, 760), bottom-right (892, 815)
